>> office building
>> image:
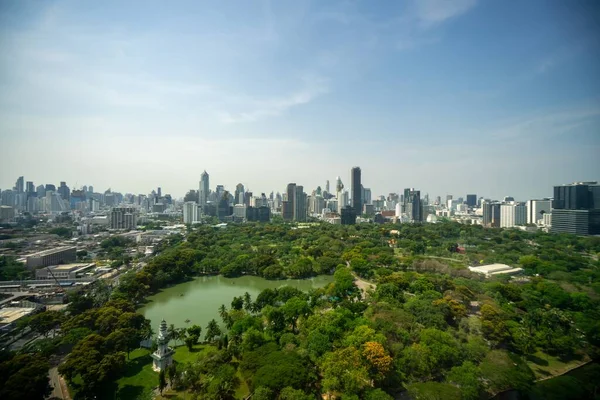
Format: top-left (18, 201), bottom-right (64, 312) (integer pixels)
top-left (404, 188), bottom-right (423, 222)
top-left (283, 183), bottom-right (296, 221)
top-left (26, 246), bottom-right (77, 269)
top-left (183, 201), bottom-right (199, 224)
top-left (552, 182), bottom-right (600, 235)
top-left (14, 176), bottom-right (24, 193)
top-left (500, 202), bottom-right (526, 228)
top-left (110, 207), bottom-right (138, 230)
top-left (294, 185), bottom-right (307, 222)
top-left (235, 183), bottom-right (245, 205)
top-left (0, 206), bottom-right (15, 222)
top-left (247, 206), bottom-right (270, 222)
top-left (341, 205), bottom-right (356, 225)
top-left (351, 167), bottom-right (361, 215)
top-left (199, 170), bottom-right (209, 207)
top-left (217, 191), bottom-right (231, 221)
top-left (466, 194), bottom-right (477, 207)
top-left (362, 187), bottom-right (372, 205)
top-left (482, 201), bottom-right (501, 227)
top-left (526, 199), bottom-right (551, 225)
top-left (36, 263), bottom-right (95, 280)
top-left (58, 181), bottom-right (70, 202)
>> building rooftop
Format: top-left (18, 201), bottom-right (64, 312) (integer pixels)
top-left (469, 263), bottom-right (523, 277)
top-left (26, 246), bottom-right (76, 258)
top-left (51, 263), bottom-right (93, 271)
top-left (0, 306), bottom-right (36, 325)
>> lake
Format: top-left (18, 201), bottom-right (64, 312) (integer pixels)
top-left (139, 275), bottom-right (334, 330)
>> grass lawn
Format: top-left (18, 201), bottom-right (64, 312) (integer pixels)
top-left (526, 351), bottom-right (591, 380)
top-left (172, 342), bottom-right (217, 364)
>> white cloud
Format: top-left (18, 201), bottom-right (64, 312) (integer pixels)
top-left (217, 78), bottom-right (329, 123)
top-left (414, 0), bottom-right (478, 26)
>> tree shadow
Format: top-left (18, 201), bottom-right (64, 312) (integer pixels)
top-left (122, 354), bottom-right (152, 378)
top-left (526, 354), bottom-right (549, 366)
top-left (116, 384), bottom-right (147, 400)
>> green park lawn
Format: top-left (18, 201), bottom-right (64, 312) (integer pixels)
top-left (526, 350), bottom-right (591, 380)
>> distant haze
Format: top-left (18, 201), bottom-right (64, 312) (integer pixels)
top-left (0, 0), bottom-right (599, 200)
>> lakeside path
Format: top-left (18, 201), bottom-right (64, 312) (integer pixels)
top-left (352, 272), bottom-right (376, 294)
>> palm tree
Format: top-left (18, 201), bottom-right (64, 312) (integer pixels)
top-left (219, 304), bottom-right (228, 324)
top-left (168, 324), bottom-right (177, 345)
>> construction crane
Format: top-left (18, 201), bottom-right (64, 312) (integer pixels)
top-left (46, 267), bottom-right (66, 293)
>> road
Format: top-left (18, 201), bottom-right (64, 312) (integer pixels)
top-left (49, 367), bottom-right (70, 399)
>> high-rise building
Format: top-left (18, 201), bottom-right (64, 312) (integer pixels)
top-left (404, 188), bottom-right (422, 222)
top-left (58, 181), bottom-right (70, 202)
top-left (362, 187), bottom-right (372, 205)
top-left (325, 180), bottom-right (330, 194)
top-left (183, 201), bottom-right (199, 224)
top-left (199, 170), bottom-right (209, 207)
top-left (482, 201), bottom-right (501, 227)
top-left (341, 205), bottom-right (356, 225)
top-left (351, 167), bottom-right (361, 215)
top-left (283, 183), bottom-right (296, 221)
top-left (294, 185), bottom-right (307, 222)
top-left (157, 187), bottom-right (162, 198)
top-left (217, 191), bottom-right (231, 221)
top-left (235, 183), bottom-right (245, 205)
top-left (466, 194), bottom-right (477, 207)
top-left (110, 207), bottom-right (138, 230)
top-left (26, 181), bottom-right (35, 195)
top-left (526, 199), bottom-right (551, 225)
top-left (14, 176), bottom-right (24, 193)
top-left (335, 177), bottom-right (344, 214)
top-left (500, 202), bottom-right (527, 228)
top-left (552, 182), bottom-right (600, 235)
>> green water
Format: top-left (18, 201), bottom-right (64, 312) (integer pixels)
top-left (139, 275), bottom-right (334, 330)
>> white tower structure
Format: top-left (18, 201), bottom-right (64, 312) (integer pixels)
top-left (151, 319), bottom-right (174, 371)
top-left (336, 176), bottom-right (344, 214)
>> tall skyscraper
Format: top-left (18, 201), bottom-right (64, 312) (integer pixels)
top-left (157, 187), bottom-right (162, 197)
top-left (351, 167), bottom-right (361, 215)
top-left (526, 199), bottom-right (551, 225)
top-left (482, 201), bottom-right (501, 227)
top-left (183, 201), bottom-right (199, 224)
top-left (58, 181), bottom-right (70, 202)
top-left (335, 177), bottom-right (344, 214)
top-left (283, 183), bottom-right (296, 221)
top-left (199, 170), bottom-right (209, 207)
top-left (404, 188), bottom-right (422, 222)
top-left (466, 194), bottom-right (477, 207)
top-left (325, 180), bottom-right (330, 194)
top-left (26, 181), bottom-right (35, 195)
top-left (235, 183), bottom-right (245, 205)
top-left (552, 182), bottom-right (600, 235)
top-left (294, 185), bottom-right (307, 222)
top-left (500, 203), bottom-right (527, 228)
top-left (14, 176), bottom-right (24, 193)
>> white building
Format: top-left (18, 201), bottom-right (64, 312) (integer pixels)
top-left (233, 204), bottom-right (246, 219)
top-left (183, 201), bottom-right (199, 224)
top-left (526, 199), bottom-right (551, 225)
top-left (151, 320), bottom-right (174, 371)
top-left (500, 202), bottom-right (527, 228)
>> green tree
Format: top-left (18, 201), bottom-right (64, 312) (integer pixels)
top-left (406, 382), bottom-right (461, 400)
top-left (282, 297), bottom-right (310, 332)
top-left (446, 361), bottom-right (482, 400)
top-left (321, 347), bottom-right (369, 396)
top-left (0, 353), bottom-right (51, 400)
top-left (280, 386), bottom-right (315, 400)
top-left (205, 319), bottom-right (222, 342)
top-left (159, 369), bottom-right (167, 395)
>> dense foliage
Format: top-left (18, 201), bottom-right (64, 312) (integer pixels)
top-left (4, 221), bottom-right (599, 399)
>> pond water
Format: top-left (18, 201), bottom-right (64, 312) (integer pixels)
top-left (139, 275), bottom-right (334, 330)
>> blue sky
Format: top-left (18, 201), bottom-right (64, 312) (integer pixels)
top-left (0, 0), bottom-right (598, 200)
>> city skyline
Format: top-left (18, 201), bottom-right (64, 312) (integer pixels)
top-left (1, 1), bottom-right (599, 200)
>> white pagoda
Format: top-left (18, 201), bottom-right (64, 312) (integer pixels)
top-left (151, 319), bottom-right (174, 371)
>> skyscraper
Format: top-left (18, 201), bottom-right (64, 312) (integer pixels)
top-left (325, 180), bottom-right (330, 194)
top-left (14, 176), bottom-right (24, 193)
top-left (526, 199), bottom-right (551, 225)
top-left (283, 183), bottom-right (296, 221)
top-left (552, 182), bottom-right (600, 235)
top-left (403, 188), bottom-right (422, 222)
top-left (235, 183), bottom-right (245, 205)
top-left (58, 181), bottom-right (70, 202)
top-left (294, 185), bottom-right (307, 222)
top-left (351, 167), bottom-right (361, 215)
top-left (466, 194), bottom-right (477, 207)
top-left (482, 201), bottom-right (501, 227)
top-left (199, 170), bottom-right (209, 207)
top-left (500, 203), bottom-right (527, 228)
top-left (183, 201), bottom-right (199, 224)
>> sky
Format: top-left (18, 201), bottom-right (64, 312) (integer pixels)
top-left (0, 0), bottom-right (599, 201)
